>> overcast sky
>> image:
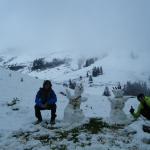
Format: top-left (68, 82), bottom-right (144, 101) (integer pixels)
top-left (0, 0), bottom-right (150, 55)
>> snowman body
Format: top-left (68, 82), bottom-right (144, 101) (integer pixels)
top-left (108, 89), bottom-right (132, 124)
top-left (64, 83), bottom-right (87, 123)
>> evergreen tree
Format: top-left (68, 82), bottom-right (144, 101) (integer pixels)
top-left (84, 58), bottom-right (96, 67)
top-left (20, 77), bottom-right (24, 82)
top-left (103, 86), bottom-right (111, 96)
top-left (97, 67), bottom-right (100, 75)
top-left (69, 79), bottom-right (72, 88)
top-left (79, 76), bottom-right (82, 81)
top-left (99, 66), bottom-right (103, 75)
top-left (86, 72), bottom-right (89, 78)
top-left (32, 58), bottom-right (45, 70)
top-left (92, 67), bottom-right (97, 77)
top-left (89, 75), bottom-right (93, 83)
top-left (117, 82), bottom-right (121, 89)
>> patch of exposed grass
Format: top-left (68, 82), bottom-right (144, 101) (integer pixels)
top-left (13, 117), bottom-right (125, 149)
top-left (81, 118), bottom-right (109, 134)
top-left (51, 145), bottom-right (67, 150)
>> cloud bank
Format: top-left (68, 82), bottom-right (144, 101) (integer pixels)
top-left (0, 0), bottom-right (150, 55)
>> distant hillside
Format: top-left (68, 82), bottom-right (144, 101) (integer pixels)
top-left (0, 50), bottom-right (150, 85)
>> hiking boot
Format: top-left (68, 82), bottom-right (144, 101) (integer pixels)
top-left (50, 119), bottom-right (55, 125)
top-left (34, 119), bottom-right (42, 125)
top-left (50, 114), bottom-right (56, 125)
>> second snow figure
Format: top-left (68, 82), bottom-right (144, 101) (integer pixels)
top-left (64, 82), bottom-right (87, 124)
top-left (107, 87), bottom-right (133, 125)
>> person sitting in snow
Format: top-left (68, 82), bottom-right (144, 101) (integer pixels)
top-left (34, 80), bottom-right (57, 124)
top-left (130, 93), bottom-right (150, 120)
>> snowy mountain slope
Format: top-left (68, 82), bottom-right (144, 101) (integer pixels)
top-left (0, 67), bottom-right (150, 150)
top-left (0, 50), bottom-right (150, 86)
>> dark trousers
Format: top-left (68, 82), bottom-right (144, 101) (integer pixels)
top-left (141, 103), bottom-right (150, 120)
top-left (34, 104), bottom-right (57, 121)
top-left (141, 109), bottom-right (150, 120)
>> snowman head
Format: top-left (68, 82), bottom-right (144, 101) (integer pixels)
top-left (74, 82), bottom-right (84, 97)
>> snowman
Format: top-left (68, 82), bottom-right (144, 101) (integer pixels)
top-left (107, 87), bottom-right (134, 125)
top-left (63, 82), bottom-right (87, 123)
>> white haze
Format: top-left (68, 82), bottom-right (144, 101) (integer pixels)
top-left (0, 0), bottom-right (150, 56)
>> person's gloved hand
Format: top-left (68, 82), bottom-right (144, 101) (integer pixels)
top-left (130, 106), bottom-right (135, 114)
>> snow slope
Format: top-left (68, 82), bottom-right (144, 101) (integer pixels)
top-left (0, 50), bottom-right (150, 85)
top-left (0, 67), bottom-right (150, 150)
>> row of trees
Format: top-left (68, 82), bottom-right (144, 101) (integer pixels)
top-left (84, 58), bottom-right (98, 67)
top-left (87, 66), bottom-right (103, 78)
top-left (92, 66), bottom-right (103, 77)
top-left (8, 65), bottom-right (25, 71)
top-left (103, 81), bottom-right (150, 97)
top-left (77, 57), bottom-right (98, 69)
top-left (124, 81), bottom-right (150, 96)
top-left (87, 66), bottom-right (104, 84)
top-left (31, 58), bottom-right (66, 71)
top-left (66, 76), bottom-right (150, 97)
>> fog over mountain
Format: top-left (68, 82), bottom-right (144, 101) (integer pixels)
top-left (0, 0), bottom-right (150, 56)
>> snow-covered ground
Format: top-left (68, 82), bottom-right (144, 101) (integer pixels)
top-left (0, 50), bottom-right (150, 149)
top-left (0, 66), bottom-right (150, 150)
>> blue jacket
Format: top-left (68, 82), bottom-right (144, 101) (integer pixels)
top-left (35, 88), bottom-right (57, 107)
